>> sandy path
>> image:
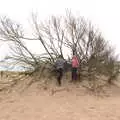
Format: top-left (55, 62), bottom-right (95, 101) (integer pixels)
top-left (0, 84), bottom-right (120, 120)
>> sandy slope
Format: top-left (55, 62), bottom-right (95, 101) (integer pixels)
top-left (0, 82), bottom-right (120, 120)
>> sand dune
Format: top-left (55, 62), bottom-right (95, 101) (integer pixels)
top-left (0, 82), bottom-right (120, 120)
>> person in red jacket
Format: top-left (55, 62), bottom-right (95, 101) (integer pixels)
top-left (71, 55), bottom-right (79, 82)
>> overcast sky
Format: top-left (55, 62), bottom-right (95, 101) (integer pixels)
top-left (0, 0), bottom-right (120, 60)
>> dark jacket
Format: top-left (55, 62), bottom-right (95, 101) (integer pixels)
top-left (55, 58), bottom-right (65, 70)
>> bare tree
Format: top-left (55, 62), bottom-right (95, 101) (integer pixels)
top-left (31, 13), bottom-right (55, 62)
top-left (63, 12), bottom-right (119, 88)
top-left (0, 16), bottom-right (40, 71)
top-left (64, 11), bottom-right (87, 57)
top-left (0, 12), bottom-right (119, 89)
top-left (31, 13), bottom-right (67, 60)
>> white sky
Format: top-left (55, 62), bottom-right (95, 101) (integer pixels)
top-left (0, 0), bottom-right (120, 60)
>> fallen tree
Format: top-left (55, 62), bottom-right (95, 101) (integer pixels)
top-left (0, 11), bottom-right (119, 91)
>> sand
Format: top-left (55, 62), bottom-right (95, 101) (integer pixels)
top-left (0, 83), bottom-right (120, 120)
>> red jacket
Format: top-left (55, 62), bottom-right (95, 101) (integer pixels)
top-left (72, 56), bottom-right (79, 68)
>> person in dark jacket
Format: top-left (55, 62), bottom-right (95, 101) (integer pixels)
top-left (55, 55), bottom-right (65, 86)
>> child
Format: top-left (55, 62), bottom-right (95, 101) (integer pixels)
top-left (55, 55), bottom-right (65, 86)
top-left (71, 55), bottom-right (79, 81)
